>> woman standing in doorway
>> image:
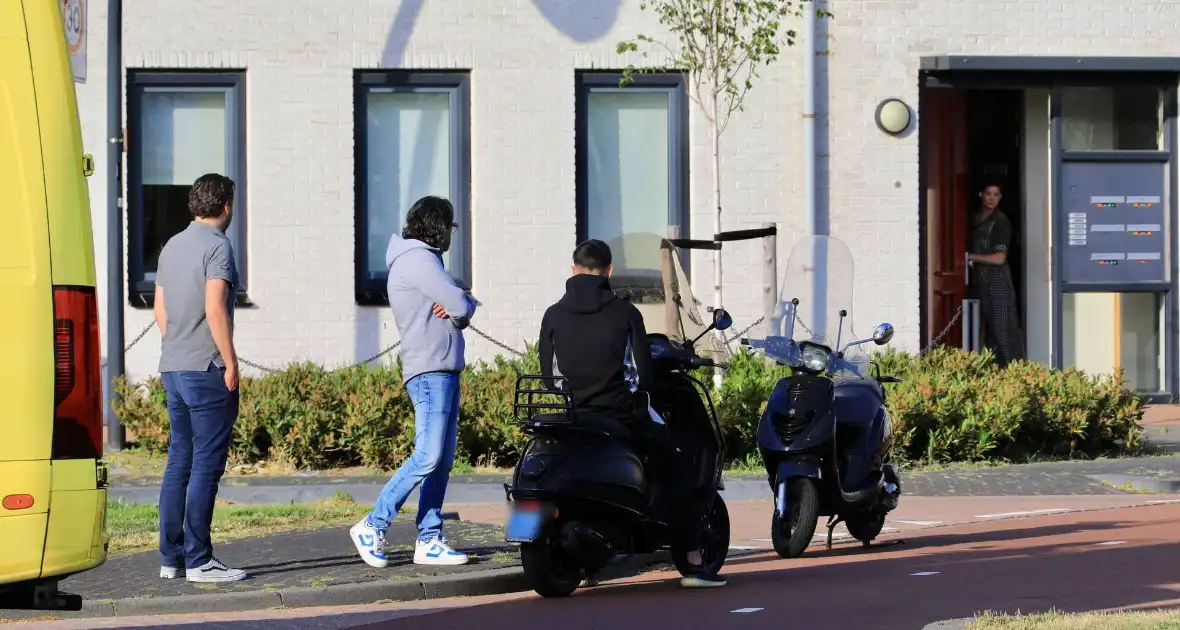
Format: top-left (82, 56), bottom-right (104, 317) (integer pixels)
top-left (968, 182), bottom-right (1026, 367)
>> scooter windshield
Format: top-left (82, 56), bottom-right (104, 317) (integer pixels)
top-left (604, 231), bottom-right (726, 358)
top-left (748, 235), bottom-right (868, 379)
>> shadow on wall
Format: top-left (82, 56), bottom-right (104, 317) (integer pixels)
top-left (530, 0), bottom-right (624, 42)
top-left (380, 0), bottom-right (624, 67)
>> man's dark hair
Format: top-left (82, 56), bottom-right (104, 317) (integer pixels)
top-left (188, 173), bottom-right (235, 219)
top-left (572, 239), bottom-right (612, 272)
top-left (402, 196), bottom-right (455, 250)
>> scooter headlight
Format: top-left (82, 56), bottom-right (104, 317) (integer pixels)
top-left (800, 344), bottom-right (830, 372)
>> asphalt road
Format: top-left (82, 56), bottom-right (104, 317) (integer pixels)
top-left (349, 502), bottom-right (1180, 630)
top-left (15, 500), bottom-right (1180, 629)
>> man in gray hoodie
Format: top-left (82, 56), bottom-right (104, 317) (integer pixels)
top-left (350, 196), bottom-right (476, 568)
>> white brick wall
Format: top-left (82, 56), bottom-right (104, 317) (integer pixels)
top-left (77, 0), bottom-right (1180, 381)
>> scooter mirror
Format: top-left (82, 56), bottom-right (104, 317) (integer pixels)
top-left (713, 309), bottom-right (734, 332)
top-left (872, 322), bottom-right (895, 345)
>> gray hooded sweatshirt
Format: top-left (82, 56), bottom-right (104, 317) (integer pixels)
top-left (385, 234), bottom-right (477, 384)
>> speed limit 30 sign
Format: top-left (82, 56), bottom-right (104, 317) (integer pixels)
top-left (61, 0), bottom-right (87, 83)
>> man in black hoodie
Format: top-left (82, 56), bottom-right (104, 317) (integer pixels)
top-left (537, 239), bottom-right (726, 589)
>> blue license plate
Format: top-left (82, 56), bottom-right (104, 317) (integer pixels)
top-left (505, 508), bottom-right (544, 543)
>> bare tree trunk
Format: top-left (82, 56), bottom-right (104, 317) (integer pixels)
top-left (709, 4), bottom-right (724, 319)
top-left (709, 4), bottom-right (724, 389)
top-left (711, 93), bottom-right (722, 316)
top-left (710, 92), bottom-right (724, 389)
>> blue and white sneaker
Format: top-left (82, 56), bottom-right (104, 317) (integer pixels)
top-left (350, 518), bottom-right (388, 568)
top-left (414, 536), bottom-right (469, 566)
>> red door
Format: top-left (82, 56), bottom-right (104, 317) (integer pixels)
top-left (922, 89), bottom-right (971, 349)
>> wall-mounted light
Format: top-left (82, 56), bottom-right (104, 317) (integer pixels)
top-left (875, 98), bottom-right (911, 135)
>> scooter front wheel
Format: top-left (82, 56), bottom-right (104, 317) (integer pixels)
top-left (771, 478), bottom-right (819, 559)
top-left (521, 537), bottom-right (582, 598)
top-left (672, 492), bottom-right (731, 577)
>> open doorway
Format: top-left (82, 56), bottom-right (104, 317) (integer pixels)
top-left (921, 87), bottom-right (1025, 349)
top-left (967, 90), bottom-right (1025, 325)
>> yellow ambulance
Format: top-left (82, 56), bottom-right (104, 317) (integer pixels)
top-left (0, 0), bottom-right (110, 606)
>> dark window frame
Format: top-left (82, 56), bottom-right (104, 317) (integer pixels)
top-left (574, 71), bottom-right (691, 251)
top-left (353, 70), bottom-right (472, 306)
top-left (125, 70), bottom-right (249, 308)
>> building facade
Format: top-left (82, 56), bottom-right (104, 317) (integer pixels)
top-left (77, 0), bottom-right (1180, 400)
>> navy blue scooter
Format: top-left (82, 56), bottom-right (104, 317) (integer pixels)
top-left (741, 235), bottom-right (903, 558)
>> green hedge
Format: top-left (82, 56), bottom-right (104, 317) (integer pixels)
top-left (113, 346), bottom-right (1147, 470)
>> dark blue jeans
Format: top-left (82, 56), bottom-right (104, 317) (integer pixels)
top-left (159, 366), bottom-right (238, 569)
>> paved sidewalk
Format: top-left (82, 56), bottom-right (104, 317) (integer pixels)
top-left (1143, 404), bottom-right (1180, 453)
top-left (0, 518), bottom-right (522, 622)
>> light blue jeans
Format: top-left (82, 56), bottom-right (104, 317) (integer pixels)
top-left (366, 371), bottom-right (461, 541)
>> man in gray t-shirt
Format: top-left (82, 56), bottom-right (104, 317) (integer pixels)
top-left (152, 173), bottom-right (246, 584)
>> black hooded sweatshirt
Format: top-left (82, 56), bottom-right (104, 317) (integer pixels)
top-left (538, 274), bottom-right (653, 419)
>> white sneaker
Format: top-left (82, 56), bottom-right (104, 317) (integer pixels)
top-left (159, 566), bottom-right (181, 579)
top-left (350, 519), bottom-right (388, 568)
top-left (185, 558), bottom-right (247, 583)
top-left (414, 536), bottom-right (469, 566)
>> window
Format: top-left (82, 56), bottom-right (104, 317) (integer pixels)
top-left (576, 71), bottom-right (688, 261)
top-left (1061, 86), bottom-right (1162, 151)
top-left (354, 71), bottom-right (471, 304)
top-left (1062, 291), bottom-right (1165, 392)
top-left (126, 71), bottom-right (247, 305)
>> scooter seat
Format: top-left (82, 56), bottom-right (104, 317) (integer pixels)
top-left (530, 412), bottom-right (631, 439)
top-left (833, 378), bottom-right (884, 426)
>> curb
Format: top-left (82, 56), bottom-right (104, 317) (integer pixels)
top-left (4, 551), bottom-right (673, 621)
top-left (921, 620), bottom-right (971, 630)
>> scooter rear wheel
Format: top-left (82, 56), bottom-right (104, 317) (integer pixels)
top-left (846, 510), bottom-right (886, 545)
top-left (772, 478), bottom-right (819, 559)
top-left (521, 537), bottom-right (582, 598)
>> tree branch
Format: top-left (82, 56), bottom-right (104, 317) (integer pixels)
top-left (617, 0), bottom-right (817, 174)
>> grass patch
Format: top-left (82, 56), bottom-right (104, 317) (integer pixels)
top-left (106, 492), bottom-right (370, 555)
top-left (488, 550), bottom-right (517, 565)
top-left (967, 608), bottom-right (1180, 629)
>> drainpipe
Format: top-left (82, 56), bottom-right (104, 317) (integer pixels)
top-left (802, 1), bottom-right (816, 241)
top-left (105, 0), bottom-right (126, 451)
top-left (802, 0), bottom-right (828, 339)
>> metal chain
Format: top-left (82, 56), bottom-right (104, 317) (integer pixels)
top-left (920, 303), bottom-right (964, 356)
top-left (468, 324), bottom-right (526, 357)
top-left (125, 321), bottom-right (156, 352)
top-left (113, 316), bottom-right (782, 371)
top-left (723, 315), bottom-right (765, 346)
top-left (114, 319), bottom-right (403, 373)
top-left (101, 321), bottom-right (158, 369)
top-left (723, 305), bottom-right (965, 357)
top-left (239, 340), bottom-right (404, 374)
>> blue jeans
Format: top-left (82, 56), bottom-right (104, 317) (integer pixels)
top-left (366, 371), bottom-right (461, 541)
top-left (158, 366), bottom-right (238, 569)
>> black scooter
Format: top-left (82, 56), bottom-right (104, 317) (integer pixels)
top-left (743, 308), bottom-right (903, 558)
top-left (504, 309), bottom-right (734, 598)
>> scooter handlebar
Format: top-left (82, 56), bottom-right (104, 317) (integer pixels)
top-left (688, 356), bottom-right (730, 370)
